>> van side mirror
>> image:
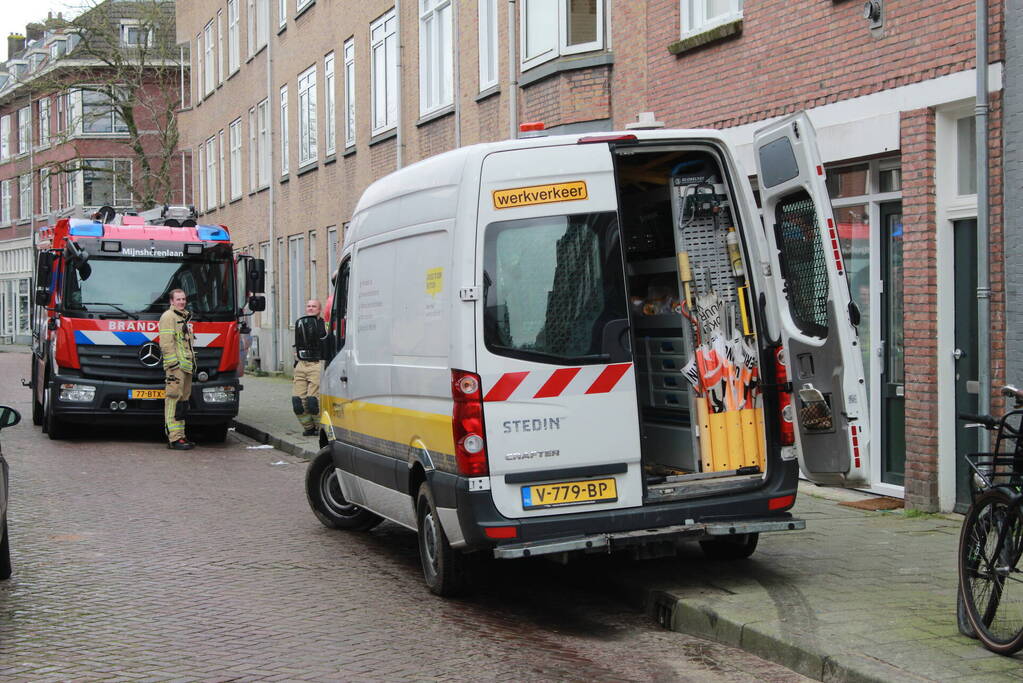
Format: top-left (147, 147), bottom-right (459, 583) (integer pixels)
top-left (0, 405), bottom-right (22, 429)
top-left (248, 295), bottom-right (266, 312)
top-left (246, 258), bottom-right (266, 294)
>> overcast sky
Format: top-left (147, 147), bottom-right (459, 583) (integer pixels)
top-left (1, 2), bottom-right (80, 61)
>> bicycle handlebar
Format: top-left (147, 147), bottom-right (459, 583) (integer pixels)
top-left (959, 412), bottom-right (999, 428)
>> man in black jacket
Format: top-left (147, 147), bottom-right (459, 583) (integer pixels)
top-left (293, 299), bottom-right (326, 436)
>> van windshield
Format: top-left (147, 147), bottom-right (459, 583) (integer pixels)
top-left (483, 212), bottom-right (627, 364)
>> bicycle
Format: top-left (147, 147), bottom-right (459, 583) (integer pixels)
top-left (957, 384), bottom-right (1023, 655)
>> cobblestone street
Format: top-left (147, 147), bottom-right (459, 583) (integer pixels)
top-left (0, 350), bottom-right (804, 681)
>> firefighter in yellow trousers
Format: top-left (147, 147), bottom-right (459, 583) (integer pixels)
top-left (293, 299), bottom-right (326, 436)
top-left (160, 289), bottom-right (197, 450)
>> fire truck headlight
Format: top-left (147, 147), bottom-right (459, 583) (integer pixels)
top-left (59, 383), bottom-right (96, 402)
top-left (202, 385), bottom-right (237, 403)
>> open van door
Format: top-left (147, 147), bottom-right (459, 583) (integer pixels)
top-left (754, 113), bottom-right (870, 487)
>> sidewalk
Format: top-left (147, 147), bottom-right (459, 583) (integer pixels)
top-left (234, 373), bottom-right (1023, 682)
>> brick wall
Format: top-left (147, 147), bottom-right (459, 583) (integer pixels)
top-left (901, 107), bottom-right (938, 509)
top-left (1006, 0), bottom-right (1023, 388)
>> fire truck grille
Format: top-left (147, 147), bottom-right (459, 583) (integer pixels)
top-left (77, 346), bottom-right (224, 383)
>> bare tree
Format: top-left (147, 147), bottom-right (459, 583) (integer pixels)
top-left (34, 0), bottom-right (185, 211)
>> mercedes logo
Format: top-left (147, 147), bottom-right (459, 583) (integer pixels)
top-left (138, 342), bottom-right (162, 368)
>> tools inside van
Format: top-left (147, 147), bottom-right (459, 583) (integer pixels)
top-left (615, 148), bottom-right (765, 500)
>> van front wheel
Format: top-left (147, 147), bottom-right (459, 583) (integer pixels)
top-left (416, 483), bottom-right (466, 597)
top-left (699, 532), bottom-right (759, 560)
top-left (305, 449), bottom-right (382, 531)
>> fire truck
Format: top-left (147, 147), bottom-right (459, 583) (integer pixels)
top-left (30, 206), bottom-right (266, 441)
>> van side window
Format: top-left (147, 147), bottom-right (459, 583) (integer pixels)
top-left (332, 258), bottom-right (350, 348)
top-left (483, 212), bottom-right (627, 365)
top-left (773, 190), bottom-right (830, 338)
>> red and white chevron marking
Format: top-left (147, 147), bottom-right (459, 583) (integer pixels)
top-left (483, 363), bottom-right (633, 403)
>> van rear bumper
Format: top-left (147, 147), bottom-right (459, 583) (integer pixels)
top-left (491, 517), bottom-right (805, 559)
top-left (433, 459), bottom-right (802, 556)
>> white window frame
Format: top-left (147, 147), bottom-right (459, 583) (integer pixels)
top-left (327, 226), bottom-right (338, 277)
top-left (247, 0), bottom-right (256, 56)
top-left (37, 97), bottom-right (50, 149)
top-left (217, 10), bottom-right (225, 85)
top-left (17, 106), bottom-right (30, 155)
top-left (297, 0), bottom-right (314, 12)
top-left (257, 0), bottom-right (269, 47)
top-left (0, 180), bottom-right (10, 225)
top-left (298, 65), bottom-right (317, 166)
top-left (280, 84), bottom-right (290, 175)
top-left (228, 0), bottom-right (240, 73)
top-left (204, 21), bottom-right (216, 95)
top-left (0, 116), bottom-right (8, 161)
top-left (288, 234), bottom-right (306, 323)
top-left (196, 32), bottom-right (204, 101)
top-left (308, 230), bottom-right (317, 301)
top-left (679, 0), bottom-right (743, 38)
top-left (343, 38), bottom-right (355, 147)
top-left (478, 0), bottom-right (498, 92)
top-left (257, 98), bottom-right (270, 187)
top-left (18, 174), bottom-right (31, 221)
top-left (324, 52), bottom-right (336, 155)
top-left (75, 88), bottom-right (128, 136)
top-left (370, 10), bottom-right (398, 135)
top-left (279, 0), bottom-right (287, 28)
top-left (81, 159), bottom-right (132, 208)
top-left (248, 106), bottom-right (257, 189)
top-left (419, 0), bottom-right (453, 115)
top-left (205, 136), bottom-right (217, 211)
top-left (197, 143), bottom-right (205, 209)
top-left (39, 168), bottom-right (50, 215)
top-left (120, 20), bottom-right (153, 47)
top-left (521, 0), bottom-right (604, 71)
top-left (218, 129), bottom-right (226, 207)
top-left (229, 118), bottom-right (242, 199)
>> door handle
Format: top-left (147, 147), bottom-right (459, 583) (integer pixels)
top-left (340, 375), bottom-right (348, 383)
top-left (953, 348), bottom-right (965, 360)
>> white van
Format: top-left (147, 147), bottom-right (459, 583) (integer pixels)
top-left (305, 113), bottom-right (868, 596)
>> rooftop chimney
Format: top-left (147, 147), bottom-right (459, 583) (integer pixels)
top-left (26, 23), bottom-right (44, 43)
top-left (7, 33), bottom-right (26, 59)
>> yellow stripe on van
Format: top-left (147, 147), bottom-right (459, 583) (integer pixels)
top-left (492, 181), bottom-right (588, 209)
top-left (321, 393), bottom-right (456, 458)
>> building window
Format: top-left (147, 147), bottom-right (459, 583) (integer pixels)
top-left (280, 85), bottom-right (290, 175)
top-left (419, 0), bottom-right (453, 114)
top-left (39, 168), bottom-right (50, 215)
top-left (680, 0), bottom-right (743, 37)
top-left (247, 0), bottom-right (256, 55)
top-left (297, 0), bottom-right (313, 12)
top-left (228, 0), bottom-right (240, 73)
top-left (0, 115), bottom-right (9, 161)
top-left (83, 159), bottom-right (132, 208)
top-left (18, 175), bottom-right (31, 220)
top-left (56, 94), bottom-right (66, 134)
top-left (120, 20), bottom-right (153, 47)
top-left (279, 0), bottom-right (287, 28)
top-left (957, 115), bottom-right (977, 196)
top-left (204, 21), bottom-right (216, 95)
top-left (218, 129), bottom-right (226, 207)
top-left (478, 0), bottom-right (498, 91)
top-left (206, 136), bottom-right (217, 210)
top-left (308, 230), bottom-right (317, 300)
top-left (257, 0), bottom-right (269, 48)
top-left (37, 97), bottom-right (50, 148)
top-left (521, 0), bottom-right (603, 71)
top-left (195, 32), bottom-right (203, 101)
top-left (327, 226), bottom-right (338, 276)
top-left (217, 10), bottom-right (224, 84)
top-left (370, 10), bottom-right (398, 134)
top-left (0, 181), bottom-right (10, 225)
top-left (17, 107), bottom-right (30, 154)
top-left (197, 143), bottom-right (205, 209)
top-left (63, 170), bottom-right (75, 210)
top-left (289, 234), bottom-right (306, 323)
top-left (80, 89), bottom-right (128, 135)
top-left (230, 117), bottom-right (242, 199)
top-left (257, 98), bottom-right (270, 186)
top-left (248, 106), bottom-right (257, 189)
top-left (343, 38), bottom-right (355, 146)
top-left (298, 65), bottom-right (317, 165)
top-left (324, 52), bottom-right (336, 154)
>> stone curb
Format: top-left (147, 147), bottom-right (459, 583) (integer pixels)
top-left (231, 417), bottom-right (318, 461)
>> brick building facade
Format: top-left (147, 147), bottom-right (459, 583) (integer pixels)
top-left (175, 0), bottom-right (1005, 511)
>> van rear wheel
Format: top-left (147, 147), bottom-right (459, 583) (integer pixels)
top-left (416, 482), bottom-right (466, 597)
top-left (305, 448), bottom-right (382, 530)
top-left (699, 532), bottom-right (759, 560)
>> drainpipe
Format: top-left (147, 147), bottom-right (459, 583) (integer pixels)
top-left (396, 0), bottom-right (403, 169)
top-left (976, 0), bottom-right (991, 449)
top-left (267, 32), bottom-right (280, 371)
top-left (453, 0), bottom-right (460, 148)
top-left (507, 0), bottom-right (517, 138)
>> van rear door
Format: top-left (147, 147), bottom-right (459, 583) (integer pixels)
top-left (753, 113), bottom-right (870, 486)
top-left (476, 142), bottom-right (643, 519)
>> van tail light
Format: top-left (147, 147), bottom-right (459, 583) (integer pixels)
top-left (452, 369), bottom-right (489, 476)
top-left (774, 347), bottom-right (795, 446)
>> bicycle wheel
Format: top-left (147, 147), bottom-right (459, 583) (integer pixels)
top-left (959, 487), bottom-right (1023, 655)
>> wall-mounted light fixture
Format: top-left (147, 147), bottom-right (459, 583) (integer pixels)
top-left (863, 0), bottom-right (883, 30)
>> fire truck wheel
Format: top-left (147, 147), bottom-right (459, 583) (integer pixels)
top-left (43, 386), bottom-right (69, 440)
top-left (0, 520), bottom-right (11, 580)
top-left (305, 449), bottom-right (382, 531)
top-left (195, 421), bottom-right (230, 443)
top-left (699, 532), bottom-right (759, 560)
top-left (416, 482), bottom-right (467, 597)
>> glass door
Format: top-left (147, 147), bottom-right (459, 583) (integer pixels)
top-left (880, 202), bottom-right (905, 485)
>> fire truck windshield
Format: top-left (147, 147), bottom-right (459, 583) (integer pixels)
top-left (63, 255), bottom-right (236, 318)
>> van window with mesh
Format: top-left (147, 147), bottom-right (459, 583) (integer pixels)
top-left (774, 190), bottom-right (829, 338)
top-left (483, 212), bottom-right (627, 364)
